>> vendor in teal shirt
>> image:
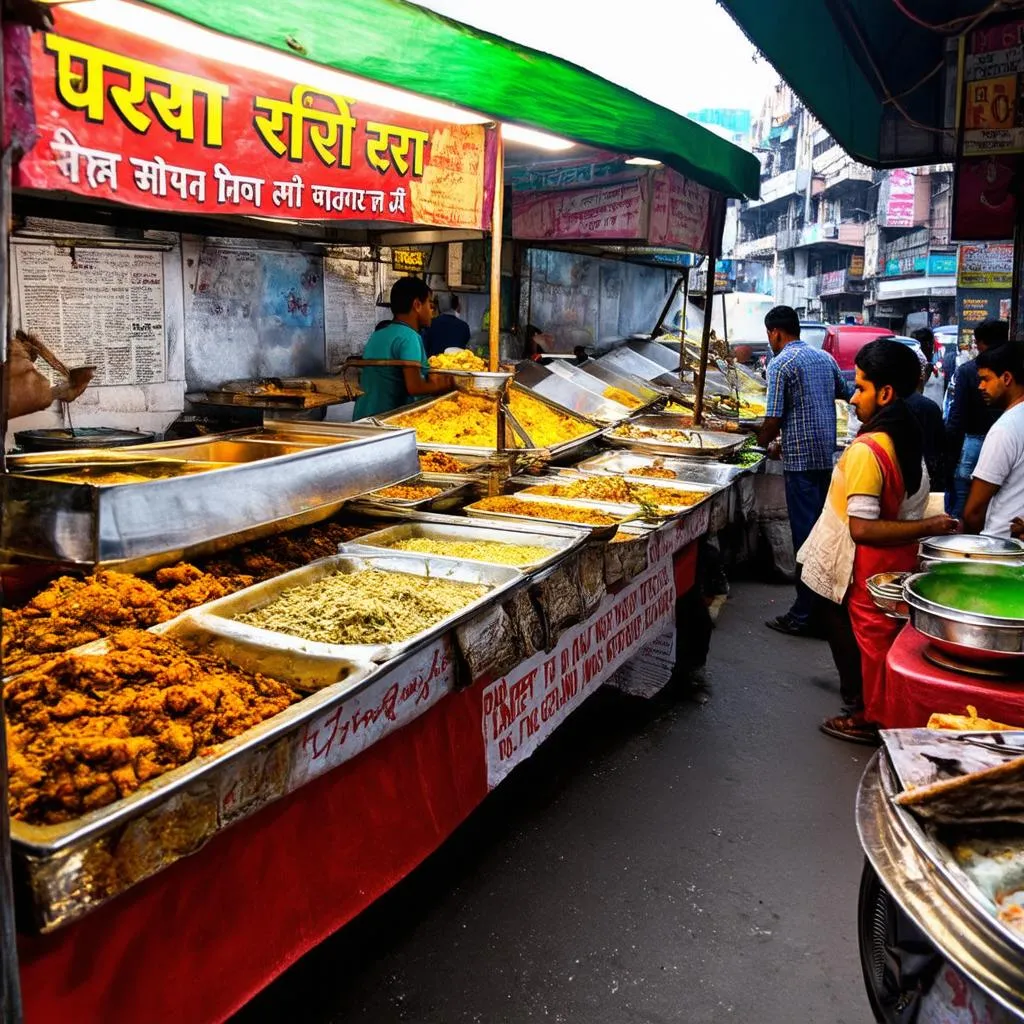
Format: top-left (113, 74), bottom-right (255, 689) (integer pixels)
top-left (353, 277), bottom-right (452, 418)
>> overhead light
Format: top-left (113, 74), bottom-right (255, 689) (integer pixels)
top-left (625, 157), bottom-right (662, 166)
top-left (501, 125), bottom-right (574, 151)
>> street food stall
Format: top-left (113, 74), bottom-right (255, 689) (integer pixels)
top-left (0, 1), bottom-right (761, 1020)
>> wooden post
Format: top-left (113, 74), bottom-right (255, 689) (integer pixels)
top-left (694, 211), bottom-right (724, 427)
top-left (0, 12), bottom-right (24, 1023)
top-left (488, 125), bottom-right (504, 372)
top-left (680, 266), bottom-right (689, 340)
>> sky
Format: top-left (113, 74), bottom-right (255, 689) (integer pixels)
top-left (411, 0), bottom-right (780, 125)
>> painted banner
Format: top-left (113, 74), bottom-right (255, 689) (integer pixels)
top-left (481, 553), bottom-right (677, 788)
top-left (957, 242), bottom-right (1014, 288)
top-left (512, 178), bottom-right (647, 242)
top-left (15, 9), bottom-right (494, 228)
top-left (511, 166), bottom-right (716, 253)
top-left (290, 637), bottom-right (455, 789)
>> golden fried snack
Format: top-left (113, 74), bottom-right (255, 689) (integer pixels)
top-left (419, 452), bottom-right (469, 474)
top-left (5, 630), bottom-right (298, 825)
top-left (468, 496), bottom-right (622, 526)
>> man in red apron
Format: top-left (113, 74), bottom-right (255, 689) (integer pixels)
top-left (799, 340), bottom-right (959, 743)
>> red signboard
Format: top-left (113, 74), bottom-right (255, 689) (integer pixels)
top-left (15, 9), bottom-right (495, 229)
top-left (510, 166), bottom-right (716, 252)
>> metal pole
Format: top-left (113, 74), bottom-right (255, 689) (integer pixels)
top-left (680, 266), bottom-right (689, 340)
top-left (0, 9), bottom-right (25, 1021)
top-left (488, 125), bottom-right (504, 372)
top-left (721, 289), bottom-right (729, 347)
top-left (695, 207), bottom-right (725, 427)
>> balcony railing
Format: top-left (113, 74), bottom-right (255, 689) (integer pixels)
top-left (734, 233), bottom-right (777, 259)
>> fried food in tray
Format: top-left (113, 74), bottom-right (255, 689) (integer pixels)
top-left (5, 629), bottom-right (299, 826)
top-left (419, 452), bottom-right (470, 474)
top-left (524, 475), bottom-right (705, 510)
top-left (390, 390), bottom-right (592, 449)
top-left (602, 386), bottom-right (643, 410)
top-left (2, 520), bottom-right (374, 676)
top-left (370, 484), bottom-right (444, 501)
top-left (467, 495), bottom-right (624, 526)
top-left (428, 350), bottom-right (488, 371)
top-left (235, 568), bottom-right (489, 646)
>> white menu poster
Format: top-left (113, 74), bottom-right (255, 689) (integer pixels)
top-left (13, 245), bottom-right (166, 386)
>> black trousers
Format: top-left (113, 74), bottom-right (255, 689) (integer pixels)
top-left (818, 595), bottom-right (864, 713)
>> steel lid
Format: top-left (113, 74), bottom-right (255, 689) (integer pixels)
top-left (919, 534), bottom-right (1024, 561)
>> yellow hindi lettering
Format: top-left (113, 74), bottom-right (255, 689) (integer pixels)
top-left (365, 122), bottom-right (430, 178)
top-left (43, 33), bottom-right (227, 146)
top-left (253, 85), bottom-right (356, 167)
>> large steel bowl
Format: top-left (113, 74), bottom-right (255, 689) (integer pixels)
top-left (904, 563), bottom-right (1024, 663)
top-left (919, 534), bottom-right (1024, 565)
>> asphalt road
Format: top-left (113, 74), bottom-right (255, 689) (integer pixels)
top-left (236, 581), bottom-right (872, 1024)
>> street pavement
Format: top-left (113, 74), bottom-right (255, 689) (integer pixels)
top-left (236, 580), bottom-right (872, 1023)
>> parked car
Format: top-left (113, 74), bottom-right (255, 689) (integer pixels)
top-left (820, 324), bottom-right (896, 383)
top-left (799, 320), bottom-right (829, 350)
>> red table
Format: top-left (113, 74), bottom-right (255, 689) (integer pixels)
top-left (883, 624), bottom-right (1024, 729)
top-left (15, 541), bottom-right (700, 1024)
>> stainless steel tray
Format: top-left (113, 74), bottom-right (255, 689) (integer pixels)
top-left (186, 551), bottom-right (525, 664)
top-left (574, 450), bottom-right (747, 486)
top-left (10, 615), bottom-right (376, 932)
top-left (626, 340), bottom-right (681, 372)
top-left (464, 495), bottom-right (630, 537)
top-left (515, 362), bottom-right (632, 425)
top-left (513, 473), bottom-right (719, 517)
top-left (600, 346), bottom-right (674, 382)
top-left (573, 359), bottom-right (667, 411)
top-left (349, 473), bottom-right (477, 513)
top-left (1, 420), bottom-right (419, 573)
top-left (340, 518), bottom-right (586, 572)
top-left (606, 416), bottom-right (748, 458)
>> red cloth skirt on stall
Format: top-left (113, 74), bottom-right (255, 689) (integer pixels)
top-left (845, 436), bottom-right (919, 727)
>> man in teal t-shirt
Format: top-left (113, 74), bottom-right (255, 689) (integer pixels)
top-left (353, 277), bottom-right (452, 419)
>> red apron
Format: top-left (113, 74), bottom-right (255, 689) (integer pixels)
top-left (846, 435), bottom-right (919, 726)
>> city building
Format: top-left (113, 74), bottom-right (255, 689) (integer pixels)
top-left (725, 83), bottom-right (957, 334)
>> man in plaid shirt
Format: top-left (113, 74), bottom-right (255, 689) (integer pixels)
top-left (757, 306), bottom-right (849, 637)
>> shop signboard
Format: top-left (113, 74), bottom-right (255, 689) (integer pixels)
top-left (820, 269), bottom-right (847, 295)
top-left (512, 179), bottom-right (648, 242)
top-left (15, 7), bottom-right (495, 229)
top-left (952, 17), bottom-right (1022, 239)
top-left (882, 169), bottom-right (916, 227)
top-left (849, 254), bottom-right (865, 278)
top-left (957, 289), bottom-right (1005, 347)
top-left (927, 252), bottom-right (958, 276)
top-left (957, 242), bottom-right (1014, 287)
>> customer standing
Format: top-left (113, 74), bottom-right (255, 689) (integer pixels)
top-left (945, 319), bottom-right (1008, 516)
top-left (799, 340), bottom-right (957, 743)
top-left (425, 293), bottom-right (471, 357)
top-left (757, 306), bottom-right (849, 637)
top-left (963, 343), bottom-right (1024, 538)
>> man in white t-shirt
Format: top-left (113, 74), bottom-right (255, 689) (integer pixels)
top-left (964, 343), bottom-right (1024, 538)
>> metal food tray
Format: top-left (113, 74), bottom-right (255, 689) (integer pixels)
top-left (573, 359), bottom-right (667, 412)
top-left (1, 420), bottom-right (419, 573)
top-left (438, 368), bottom-right (514, 396)
top-left (349, 473), bottom-right (477, 512)
top-left (600, 346), bottom-right (674, 383)
top-left (513, 473), bottom-right (719, 517)
top-left (606, 416), bottom-right (749, 458)
top-left (626, 340), bottom-right (682, 372)
top-left (574, 450), bottom-right (748, 486)
top-left (464, 494), bottom-right (633, 537)
top-left (10, 615), bottom-right (376, 932)
top-left (515, 362), bottom-right (632, 425)
top-left (185, 551), bottom-right (525, 664)
top-left (340, 518), bottom-right (586, 572)
top-left (373, 385), bottom-right (605, 460)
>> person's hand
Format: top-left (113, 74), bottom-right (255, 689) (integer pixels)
top-left (923, 514), bottom-right (959, 536)
top-left (767, 439), bottom-right (782, 461)
top-left (1011, 517), bottom-right (1024, 540)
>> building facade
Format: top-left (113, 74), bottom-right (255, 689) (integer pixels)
top-left (725, 84), bottom-right (957, 334)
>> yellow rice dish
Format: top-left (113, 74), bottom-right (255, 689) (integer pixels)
top-left (385, 537), bottom-right (553, 567)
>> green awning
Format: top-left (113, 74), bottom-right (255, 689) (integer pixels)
top-left (721, 0), bottom-right (982, 167)
top-left (140, 0), bottom-right (760, 199)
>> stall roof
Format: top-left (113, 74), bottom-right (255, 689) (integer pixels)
top-left (719, 0), bottom-right (979, 167)
top-left (140, 0), bottom-right (761, 200)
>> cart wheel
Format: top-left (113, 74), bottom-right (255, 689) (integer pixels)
top-left (858, 859), bottom-right (942, 1023)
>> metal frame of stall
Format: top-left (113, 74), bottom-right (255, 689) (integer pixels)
top-left (0, 5), bottom-right (756, 1017)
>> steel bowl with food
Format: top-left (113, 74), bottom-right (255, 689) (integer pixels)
top-left (903, 562), bottom-right (1024, 663)
top-left (866, 571), bottom-right (911, 619)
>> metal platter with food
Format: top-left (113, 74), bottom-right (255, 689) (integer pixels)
top-left (520, 474), bottom-right (709, 514)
